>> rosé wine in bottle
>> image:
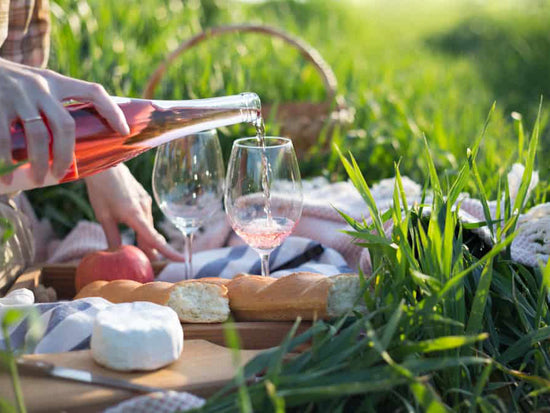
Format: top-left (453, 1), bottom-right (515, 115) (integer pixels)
top-left (233, 217), bottom-right (296, 252)
top-left (2, 93), bottom-right (261, 194)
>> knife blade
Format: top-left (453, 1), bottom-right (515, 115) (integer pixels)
top-left (16, 358), bottom-right (165, 394)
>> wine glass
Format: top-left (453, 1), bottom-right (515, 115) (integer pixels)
top-left (152, 129), bottom-right (225, 279)
top-left (225, 136), bottom-right (303, 276)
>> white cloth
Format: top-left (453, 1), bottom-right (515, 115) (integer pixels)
top-left (0, 288), bottom-right (34, 306)
top-left (0, 297), bottom-right (112, 354)
top-left (104, 391), bottom-right (205, 413)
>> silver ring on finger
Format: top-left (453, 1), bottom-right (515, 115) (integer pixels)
top-left (22, 116), bottom-right (43, 123)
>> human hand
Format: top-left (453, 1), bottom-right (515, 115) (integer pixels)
top-left (85, 163), bottom-right (185, 262)
top-left (0, 58), bottom-right (130, 184)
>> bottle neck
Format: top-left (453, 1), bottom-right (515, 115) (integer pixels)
top-left (121, 92), bottom-right (262, 148)
top-left (113, 92), bottom-right (261, 124)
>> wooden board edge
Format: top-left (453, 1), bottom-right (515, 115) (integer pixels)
top-left (6, 267), bottom-right (43, 295)
top-left (5, 261), bottom-right (170, 300)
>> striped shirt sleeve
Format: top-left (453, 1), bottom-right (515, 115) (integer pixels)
top-left (0, 0), bottom-right (50, 68)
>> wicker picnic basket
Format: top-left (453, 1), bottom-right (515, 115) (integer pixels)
top-left (142, 24), bottom-right (354, 157)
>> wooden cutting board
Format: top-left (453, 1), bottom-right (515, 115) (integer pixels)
top-left (182, 321), bottom-right (311, 349)
top-left (0, 340), bottom-right (262, 413)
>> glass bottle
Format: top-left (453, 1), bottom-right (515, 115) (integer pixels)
top-left (3, 92), bottom-right (261, 194)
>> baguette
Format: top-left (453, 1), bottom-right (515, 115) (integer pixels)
top-left (74, 273), bottom-right (361, 323)
top-left (226, 272), bottom-right (361, 321)
top-left (74, 279), bottom-right (230, 323)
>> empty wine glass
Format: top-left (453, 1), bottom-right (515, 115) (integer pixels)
top-left (225, 136), bottom-right (303, 276)
top-left (152, 129), bottom-right (224, 279)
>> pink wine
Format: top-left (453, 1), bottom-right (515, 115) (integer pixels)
top-left (3, 93), bottom-right (261, 194)
top-left (254, 118), bottom-right (273, 222)
top-left (234, 217), bottom-right (296, 251)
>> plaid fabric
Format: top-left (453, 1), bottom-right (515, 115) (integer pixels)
top-left (0, 0), bottom-right (50, 68)
top-left (104, 391), bottom-right (205, 413)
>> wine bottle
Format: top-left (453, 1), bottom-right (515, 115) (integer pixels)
top-left (3, 92), bottom-right (261, 194)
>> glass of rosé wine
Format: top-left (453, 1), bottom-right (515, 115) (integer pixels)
top-left (152, 130), bottom-right (225, 279)
top-left (224, 136), bottom-right (303, 277)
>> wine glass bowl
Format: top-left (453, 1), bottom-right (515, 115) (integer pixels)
top-left (225, 136), bottom-right (303, 276)
top-left (152, 129), bottom-right (224, 278)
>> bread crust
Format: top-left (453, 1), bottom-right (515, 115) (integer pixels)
top-left (73, 279), bottom-right (230, 323)
top-left (74, 280), bottom-right (109, 300)
top-left (184, 277), bottom-right (231, 287)
top-left (132, 282), bottom-right (174, 305)
top-left (227, 272), bottom-right (332, 321)
top-left (75, 280), bottom-right (176, 305)
top-left (74, 273), bottom-right (359, 323)
top-left (75, 280), bottom-right (143, 303)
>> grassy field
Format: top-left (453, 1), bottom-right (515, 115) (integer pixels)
top-left (27, 0), bottom-right (549, 233)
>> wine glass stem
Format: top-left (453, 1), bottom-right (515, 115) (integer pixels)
top-left (260, 252), bottom-right (270, 277)
top-left (182, 232), bottom-right (194, 280)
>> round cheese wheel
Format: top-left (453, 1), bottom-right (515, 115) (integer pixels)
top-left (91, 302), bottom-right (183, 371)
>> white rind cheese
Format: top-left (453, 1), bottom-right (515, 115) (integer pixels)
top-left (91, 302), bottom-right (184, 371)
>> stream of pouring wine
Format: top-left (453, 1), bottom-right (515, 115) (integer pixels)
top-left (255, 117), bottom-right (273, 223)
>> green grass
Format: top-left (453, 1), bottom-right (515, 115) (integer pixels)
top-left (5, 2), bottom-right (550, 410)
top-left (29, 0), bottom-right (550, 234)
top-left (191, 106), bottom-right (550, 412)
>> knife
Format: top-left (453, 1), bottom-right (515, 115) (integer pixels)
top-left (16, 358), bottom-right (165, 394)
top-left (271, 244), bottom-right (325, 272)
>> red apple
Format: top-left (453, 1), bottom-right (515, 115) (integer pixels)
top-left (75, 245), bottom-right (154, 292)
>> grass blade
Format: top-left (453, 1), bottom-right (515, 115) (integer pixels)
top-left (422, 134), bottom-right (442, 200)
top-left (465, 260), bottom-right (493, 335)
top-left (335, 145), bottom-right (385, 236)
top-left (498, 326), bottom-right (550, 364)
top-left (511, 97), bottom-right (542, 215)
top-left (393, 334), bottom-right (488, 358)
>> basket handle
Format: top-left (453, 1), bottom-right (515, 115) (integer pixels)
top-left (142, 24), bottom-right (338, 104)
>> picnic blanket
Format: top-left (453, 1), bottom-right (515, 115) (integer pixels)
top-left (24, 163), bottom-right (549, 275)
top-left (104, 391), bottom-right (205, 413)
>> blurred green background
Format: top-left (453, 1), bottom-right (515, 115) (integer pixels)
top-left (29, 0), bottom-right (550, 236)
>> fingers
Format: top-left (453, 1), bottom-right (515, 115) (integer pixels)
top-left (136, 198), bottom-right (158, 261)
top-left (139, 195), bottom-right (187, 262)
top-left (85, 164), bottom-right (184, 261)
top-left (17, 99), bottom-right (49, 184)
top-left (0, 116), bottom-right (13, 184)
top-left (126, 212), bottom-right (186, 262)
top-left (98, 215), bottom-right (122, 249)
top-left (38, 99), bottom-right (75, 179)
top-left (148, 234), bottom-right (187, 262)
top-left (80, 83), bottom-right (130, 136)
top-left (136, 233), bottom-right (160, 261)
top-left (53, 77), bottom-right (129, 136)
top-left (0, 67), bottom-right (75, 182)
top-left (14, 75), bottom-right (75, 183)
